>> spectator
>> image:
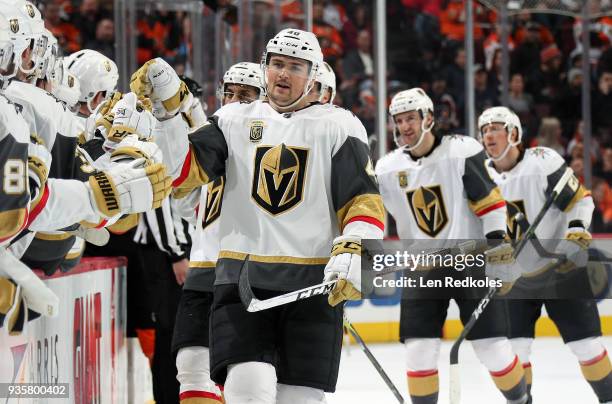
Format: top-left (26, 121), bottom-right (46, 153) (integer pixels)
top-left (444, 46), bottom-right (466, 105)
top-left (312, 0), bottom-right (344, 63)
top-left (84, 18), bottom-right (115, 60)
top-left (341, 29), bottom-right (373, 108)
top-left (474, 64), bottom-right (499, 117)
top-left (537, 44), bottom-right (565, 101)
top-left (511, 21), bottom-right (544, 90)
top-left (508, 72), bottom-right (533, 115)
top-left (532, 117), bottom-right (565, 156)
top-left (593, 71), bottom-right (612, 135)
top-left (44, 2), bottom-right (81, 53)
top-left (439, 0), bottom-right (484, 42)
top-left (591, 177), bottom-right (612, 232)
top-left (555, 68), bottom-right (584, 134)
top-left (74, 0), bottom-right (110, 46)
top-left (430, 74), bottom-right (458, 132)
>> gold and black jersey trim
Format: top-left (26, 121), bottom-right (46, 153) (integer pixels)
top-left (546, 164), bottom-right (590, 213)
top-left (463, 149), bottom-right (506, 216)
top-left (189, 260), bottom-right (216, 269)
top-left (218, 250), bottom-right (330, 265)
top-left (0, 132), bottom-right (30, 216)
top-left (0, 208), bottom-right (27, 242)
top-left (34, 231), bottom-right (73, 241)
top-left (174, 116), bottom-right (228, 197)
top-left (331, 136), bottom-right (385, 231)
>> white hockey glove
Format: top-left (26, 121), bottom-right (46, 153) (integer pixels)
top-left (0, 248), bottom-right (59, 319)
top-left (110, 134), bottom-right (163, 165)
top-left (130, 58), bottom-right (193, 120)
top-left (86, 158), bottom-right (171, 218)
top-left (555, 228), bottom-right (592, 272)
top-left (485, 241), bottom-right (520, 292)
top-left (106, 92), bottom-right (156, 144)
top-left (324, 235), bottom-right (362, 307)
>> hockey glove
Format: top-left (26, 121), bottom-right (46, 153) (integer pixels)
top-left (87, 158), bottom-right (171, 218)
top-left (555, 228), bottom-right (592, 272)
top-left (182, 97), bottom-right (207, 131)
top-left (107, 92), bottom-right (156, 144)
top-left (485, 241), bottom-right (520, 291)
top-left (27, 141), bottom-right (51, 192)
top-left (130, 58), bottom-right (193, 120)
top-left (110, 134), bottom-right (163, 165)
top-left (324, 235), bottom-right (362, 307)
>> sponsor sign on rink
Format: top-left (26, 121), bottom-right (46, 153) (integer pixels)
top-left (0, 258), bottom-right (127, 403)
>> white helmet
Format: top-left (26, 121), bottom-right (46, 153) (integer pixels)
top-left (261, 28), bottom-right (323, 111)
top-left (316, 61), bottom-right (336, 104)
top-left (0, 13), bottom-right (16, 89)
top-left (389, 88), bottom-right (434, 150)
top-left (36, 28), bottom-right (58, 81)
top-left (0, 1), bottom-right (45, 81)
top-left (217, 61), bottom-right (266, 101)
top-left (49, 57), bottom-right (80, 109)
top-left (66, 49), bottom-right (118, 114)
top-left (478, 106), bottom-right (522, 161)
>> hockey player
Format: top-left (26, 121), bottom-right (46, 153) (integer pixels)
top-left (128, 28), bottom-right (385, 403)
top-left (215, 61), bottom-right (266, 105)
top-left (375, 88), bottom-right (530, 404)
top-left (171, 63), bottom-right (263, 403)
top-left (313, 61), bottom-right (336, 104)
top-left (480, 106), bottom-right (612, 402)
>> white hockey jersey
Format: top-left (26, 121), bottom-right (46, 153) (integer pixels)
top-left (0, 95), bottom-right (34, 246)
top-left (375, 135), bottom-right (507, 243)
top-left (163, 101), bottom-right (385, 291)
top-left (486, 147), bottom-right (594, 241)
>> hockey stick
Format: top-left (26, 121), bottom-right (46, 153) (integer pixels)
top-left (449, 167), bottom-right (574, 404)
top-left (343, 313), bottom-right (406, 404)
top-left (238, 255), bottom-right (337, 312)
top-left (239, 240), bottom-right (484, 312)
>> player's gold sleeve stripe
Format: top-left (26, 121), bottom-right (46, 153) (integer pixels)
top-left (407, 370), bottom-right (439, 396)
top-left (336, 194), bottom-right (386, 232)
top-left (189, 261), bottom-right (216, 269)
top-left (107, 213), bottom-right (140, 235)
top-left (564, 184), bottom-right (589, 213)
top-left (172, 148), bottom-right (210, 199)
top-left (35, 231), bottom-right (72, 241)
top-left (219, 250), bottom-right (329, 265)
top-left (0, 208), bottom-right (27, 240)
top-left (65, 243), bottom-right (86, 260)
top-left (469, 187), bottom-right (505, 216)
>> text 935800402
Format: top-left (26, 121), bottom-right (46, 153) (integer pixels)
top-left (0, 383), bottom-right (69, 398)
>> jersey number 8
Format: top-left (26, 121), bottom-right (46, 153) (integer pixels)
top-left (3, 159), bottom-right (26, 195)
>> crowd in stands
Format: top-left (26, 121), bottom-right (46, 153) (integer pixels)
top-left (38, 0), bottom-right (612, 232)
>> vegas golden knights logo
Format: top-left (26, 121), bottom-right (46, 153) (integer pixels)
top-left (9, 19), bottom-right (18, 34)
top-left (25, 4), bottom-right (35, 18)
top-left (252, 144), bottom-right (309, 215)
top-left (202, 177), bottom-right (224, 229)
top-left (104, 60), bottom-right (112, 72)
top-left (398, 171), bottom-right (408, 188)
top-left (406, 185), bottom-right (448, 237)
top-left (506, 200), bottom-right (527, 240)
top-left (249, 120), bottom-right (264, 143)
top-left (68, 75), bottom-right (75, 88)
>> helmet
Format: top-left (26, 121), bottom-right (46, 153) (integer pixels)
top-left (217, 62), bottom-right (266, 102)
top-left (315, 61), bottom-right (336, 104)
top-left (478, 106), bottom-right (522, 161)
top-left (0, 14), bottom-right (16, 89)
top-left (261, 28), bottom-right (323, 110)
top-left (0, 1), bottom-right (45, 81)
top-left (389, 88), bottom-right (434, 150)
top-left (66, 49), bottom-right (118, 114)
top-left (36, 28), bottom-right (58, 81)
top-left (49, 57), bottom-right (80, 108)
